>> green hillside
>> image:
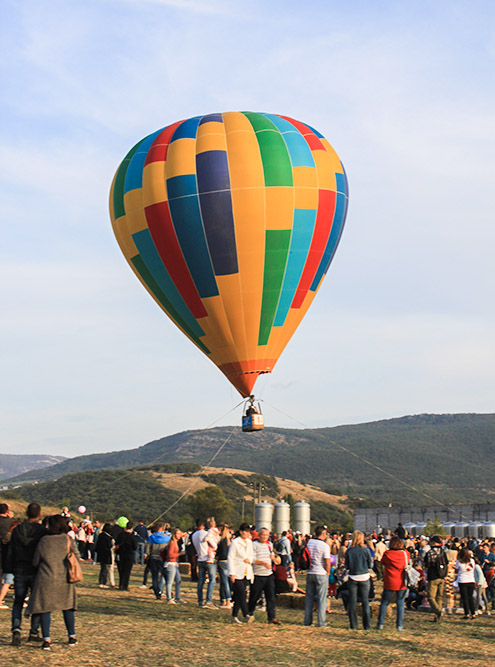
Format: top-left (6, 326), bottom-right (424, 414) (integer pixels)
top-left (12, 464), bottom-right (354, 530)
top-left (6, 413), bottom-right (495, 505)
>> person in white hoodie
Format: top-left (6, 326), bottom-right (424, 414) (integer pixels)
top-left (228, 523), bottom-right (254, 624)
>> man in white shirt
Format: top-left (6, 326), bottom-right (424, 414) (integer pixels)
top-left (247, 528), bottom-right (281, 624)
top-left (191, 519), bottom-right (217, 609)
top-left (304, 526), bottom-right (330, 627)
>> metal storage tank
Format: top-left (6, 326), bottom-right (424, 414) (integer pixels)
top-left (413, 522), bottom-right (426, 537)
top-left (454, 522), bottom-right (469, 539)
top-left (255, 501), bottom-right (274, 533)
top-left (442, 521), bottom-right (456, 537)
top-left (468, 522), bottom-right (483, 539)
top-left (403, 522), bottom-right (416, 536)
top-left (273, 501), bottom-right (291, 535)
top-left (293, 501), bottom-right (311, 536)
top-left (483, 522), bottom-right (495, 538)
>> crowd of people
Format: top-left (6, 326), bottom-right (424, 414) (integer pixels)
top-left (2, 500), bottom-right (495, 649)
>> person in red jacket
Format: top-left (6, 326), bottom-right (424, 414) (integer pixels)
top-left (376, 535), bottom-right (410, 631)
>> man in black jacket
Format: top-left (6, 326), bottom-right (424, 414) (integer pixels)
top-left (115, 522), bottom-right (138, 590)
top-left (7, 502), bottom-right (46, 645)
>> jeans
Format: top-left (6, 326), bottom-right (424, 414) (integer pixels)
top-left (378, 588), bottom-right (407, 628)
top-left (475, 585), bottom-right (489, 612)
top-left (304, 573), bottom-right (328, 627)
top-left (150, 558), bottom-right (165, 599)
top-left (12, 574), bottom-right (40, 634)
top-left (38, 610), bottom-right (75, 640)
top-left (217, 560), bottom-right (231, 602)
top-left (248, 574), bottom-right (276, 621)
top-left (427, 578), bottom-right (444, 615)
top-left (164, 563), bottom-right (181, 601)
top-left (347, 578), bottom-right (371, 629)
top-left (197, 561), bottom-right (216, 605)
top-left (135, 542), bottom-right (146, 565)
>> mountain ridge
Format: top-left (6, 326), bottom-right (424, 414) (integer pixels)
top-left (0, 454), bottom-right (66, 482)
top-left (4, 413), bottom-right (495, 505)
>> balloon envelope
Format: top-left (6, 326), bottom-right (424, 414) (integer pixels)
top-left (110, 112), bottom-right (348, 396)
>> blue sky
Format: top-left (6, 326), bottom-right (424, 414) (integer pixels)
top-left (1, 0), bottom-right (494, 456)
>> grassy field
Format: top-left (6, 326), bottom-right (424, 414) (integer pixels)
top-left (1, 562), bottom-right (493, 667)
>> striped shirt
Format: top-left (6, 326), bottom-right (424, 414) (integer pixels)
top-left (253, 541), bottom-right (273, 577)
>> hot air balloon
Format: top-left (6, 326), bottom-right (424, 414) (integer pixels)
top-left (110, 112), bottom-right (348, 411)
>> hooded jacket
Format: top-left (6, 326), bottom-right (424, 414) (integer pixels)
top-left (146, 531), bottom-right (171, 560)
top-left (6, 520), bottom-right (47, 576)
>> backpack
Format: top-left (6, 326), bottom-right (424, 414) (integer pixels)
top-left (300, 546), bottom-right (311, 570)
top-left (425, 547), bottom-right (448, 579)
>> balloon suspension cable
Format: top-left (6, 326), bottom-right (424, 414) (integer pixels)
top-left (78, 399), bottom-right (244, 524)
top-left (262, 399), bottom-right (473, 521)
top-left (147, 425), bottom-right (238, 526)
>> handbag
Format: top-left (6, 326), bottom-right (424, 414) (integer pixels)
top-left (66, 535), bottom-right (84, 583)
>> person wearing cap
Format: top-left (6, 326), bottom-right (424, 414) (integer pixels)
top-left (228, 523), bottom-right (254, 623)
top-left (424, 535), bottom-right (448, 622)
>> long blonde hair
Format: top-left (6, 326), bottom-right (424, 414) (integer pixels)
top-left (219, 523), bottom-right (231, 545)
top-left (351, 530), bottom-right (365, 548)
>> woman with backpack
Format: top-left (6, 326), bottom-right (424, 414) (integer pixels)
top-left (376, 535), bottom-right (411, 631)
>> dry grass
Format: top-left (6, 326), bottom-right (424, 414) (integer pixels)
top-left (1, 563), bottom-right (493, 667)
top-left (149, 466), bottom-right (349, 508)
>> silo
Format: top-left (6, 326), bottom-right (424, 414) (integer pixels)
top-left (483, 522), bottom-right (495, 538)
top-left (442, 521), bottom-right (456, 537)
top-left (255, 501), bottom-right (274, 533)
top-left (403, 522), bottom-right (416, 537)
top-left (273, 501), bottom-right (291, 535)
top-left (294, 501), bottom-right (311, 536)
top-left (414, 522), bottom-right (427, 537)
top-left (468, 522), bottom-right (483, 540)
top-left (454, 522), bottom-right (469, 539)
